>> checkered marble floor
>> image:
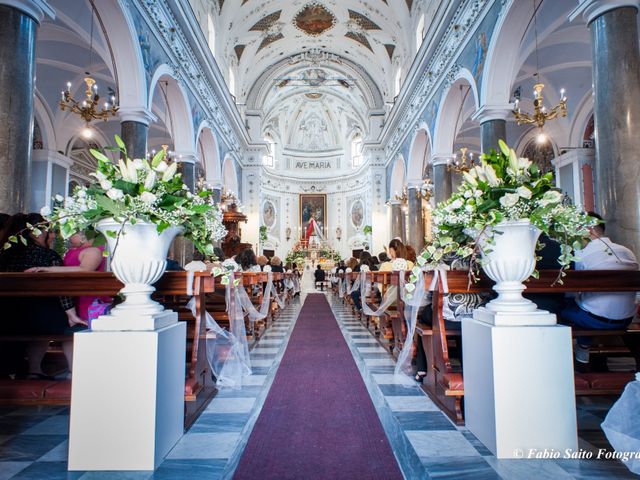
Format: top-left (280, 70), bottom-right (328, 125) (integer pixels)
top-left (329, 296), bottom-right (637, 480)
top-left (0, 298), bottom-right (303, 480)
top-left (1, 291), bottom-right (637, 479)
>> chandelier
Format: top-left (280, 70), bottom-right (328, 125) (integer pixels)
top-left (60, 77), bottom-right (118, 123)
top-left (512, 0), bottom-right (567, 129)
top-left (394, 186), bottom-right (408, 204)
top-left (447, 147), bottom-right (477, 174)
top-left (513, 83), bottom-right (567, 128)
top-left (59, 1), bottom-right (118, 123)
top-left (416, 178), bottom-right (434, 201)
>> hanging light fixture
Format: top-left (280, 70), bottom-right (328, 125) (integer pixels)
top-left (416, 177), bottom-right (434, 201)
top-left (59, 0), bottom-right (118, 123)
top-left (447, 85), bottom-right (477, 173)
top-left (512, 0), bottom-right (567, 129)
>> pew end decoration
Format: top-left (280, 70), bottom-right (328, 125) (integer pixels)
top-left (32, 135), bottom-right (226, 329)
top-left (411, 139), bottom-right (597, 316)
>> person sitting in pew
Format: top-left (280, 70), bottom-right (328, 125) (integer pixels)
top-left (413, 256), bottom-right (491, 383)
top-left (560, 213), bottom-right (639, 364)
top-left (0, 214), bottom-right (85, 379)
top-left (26, 230), bottom-right (112, 331)
top-left (270, 256), bottom-right (284, 273)
top-left (256, 255), bottom-right (269, 271)
top-left (314, 265), bottom-right (326, 290)
top-left (379, 239), bottom-right (414, 271)
top-left (236, 248), bottom-right (261, 272)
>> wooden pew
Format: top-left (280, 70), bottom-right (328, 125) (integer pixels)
top-left (0, 271), bottom-right (215, 428)
top-left (421, 269), bottom-right (640, 425)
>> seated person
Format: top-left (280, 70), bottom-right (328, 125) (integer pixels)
top-left (379, 239), bottom-right (414, 271)
top-left (27, 230), bottom-right (112, 327)
top-left (256, 255), bottom-right (269, 271)
top-left (314, 265), bottom-right (326, 290)
top-left (378, 251), bottom-right (390, 264)
top-left (523, 234), bottom-right (565, 315)
top-left (236, 248), bottom-right (261, 272)
top-left (561, 214), bottom-right (638, 329)
top-left (413, 256), bottom-right (491, 383)
top-left (270, 256), bottom-right (284, 273)
top-left (560, 213), bottom-right (639, 363)
top-left (0, 213), bottom-right (85, 379)
top-left (406, 245), bottom-right (417, 265)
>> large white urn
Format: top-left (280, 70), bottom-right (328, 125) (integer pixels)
top-left (479, 219), bottom-right (541, 313)
top-left (96, 219), bottom-right (183, 318)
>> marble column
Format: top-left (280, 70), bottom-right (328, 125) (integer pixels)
top-left (472, 105), bottom-right (512, 153)
top-left (0, 0), bottom-right (53, 213)
top-left (572, 0), bottom-right (640, 255)
top-left (118, 107), bottom-right (155, 159)
top-left (432, 156), bottom-right (453, 204)
top-left (172, 152), bottom-right (198, 264)
top-left (389, 201), bottom-right (405, 241)
top-left (407, 185), bottom-right (425, 251)
top-left (174, 152), bottom-right (198, 192)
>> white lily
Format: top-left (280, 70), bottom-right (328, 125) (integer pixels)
top-left (118, 159), bottom-right (128, 180)
top-left (106, 188), bottom-right (124, 201)
top-left (484, 164), bottom-right (500, 187)
top-left (132, 159), bottom-right (145, 170)
top-left (90, 171), bottom-right (107, 182)
top-left (463, 171), bottom-right (478, 186)
top-left (516, 186), bottom-right (532, 199)
top-left (474, 165), bottom-right (488, 182)
top-left (499, 192), bottom-right (519, 208)
top-left (99, 179), bottom-right (113, 191)
top-left (538, 190), bottom-right (563, 207)
top-left (155, 161), bottom-right (168, 173)
top-left (126, 159), bottom-right (138, 183)
top-left (40, 206), bottom-right (51, 217)
top-left (162, 162), bottom-right (178, 181)
top-left (144, 170), bottom-right (156, 190)
top-left (140, 191), bottom-right (157, 204)
top-left (509, 148), bottom-right (520, 173)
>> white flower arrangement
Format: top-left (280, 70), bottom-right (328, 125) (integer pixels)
top-left (345, 267), bottom-right (353, 273)
top-left (359, 264), bottom-right (370, 273)
top-left (392, 258), bottom-right (408, 271)
top-left (9, 135), bottom-right (227, 262)
top-left (409, 140), bottom-right (598, 292)
top-left (263, 265), bottom-right (272, 273)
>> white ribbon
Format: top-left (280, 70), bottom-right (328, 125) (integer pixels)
top-left (427, 265), bottom-right (450, 293)
top-left (394, 271), bottom-right (429, 383)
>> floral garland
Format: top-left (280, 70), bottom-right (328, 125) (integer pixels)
top-left (407, 140), bottom-right (597, 293)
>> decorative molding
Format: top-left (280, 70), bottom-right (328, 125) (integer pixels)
top-left (381, 0), bottom-right (495, 162)
top-left (134, 0), bottom-right (245, 154)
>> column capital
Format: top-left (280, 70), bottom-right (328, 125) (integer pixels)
top-left (173, 151), bottom-right (198, 164)
top-left (0, 0), bottom-right (54, 22)
top-left (387, 200), bottom-right (402, 206)
top-left (471, 104), bottom-right (514, 123)
top-left (570, 0), bottom-right (640, 24)
top-left (118, 106), bottom-right (157, 126)
top-left (431, 153), bottom-right (454, 166)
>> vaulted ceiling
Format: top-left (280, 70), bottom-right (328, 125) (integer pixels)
top-left (212, 0), bottom-right (417, 105)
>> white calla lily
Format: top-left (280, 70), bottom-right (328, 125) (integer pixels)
top-left (162, 162), bottom-right (178, 181)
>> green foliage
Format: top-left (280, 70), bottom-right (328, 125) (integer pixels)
top-left (409, 140), bottom-right (598, 290)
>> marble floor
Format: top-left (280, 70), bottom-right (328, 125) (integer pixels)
top-left (0, 291), bottom-right (637, 479)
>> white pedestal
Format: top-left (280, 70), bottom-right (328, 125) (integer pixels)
top-left (91, 310), bottom-right (177, 331)
top-left (475, 306), bottom-right (557, 326)
top-left (68, 321), bottom-right (186, 471)
top-left (462, 314), bottom-right (578, 459)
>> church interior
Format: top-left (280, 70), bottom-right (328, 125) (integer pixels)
top-left (1, 0), bottom-right (640, 478)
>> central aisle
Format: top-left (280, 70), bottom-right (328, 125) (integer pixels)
top-left (233, 294), bottom-right (403, 480)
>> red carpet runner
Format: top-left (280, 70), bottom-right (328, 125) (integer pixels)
top-left (234, 294), bottom-right (403, 480)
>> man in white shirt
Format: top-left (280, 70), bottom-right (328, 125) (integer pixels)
top-left (560, 213), bottom-right (639, 362)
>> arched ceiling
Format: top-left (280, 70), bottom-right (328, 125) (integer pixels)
top-left (213, 0), bottom-right (416, 104)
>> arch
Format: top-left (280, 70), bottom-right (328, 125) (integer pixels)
top-left (93, 0), bottom-right (147, 110)
top-left (433, 71), bottom-right (479, 154)
top-left (568, 90), bottom-right (595, 148)
top-left (196, 124), bottom-right (221, 184)
top-left (222, 155), bottom-right (239, 195)
top-left (481, 0), bottom-right (533, 106)
top-left (390, 155), bottom-right (406, 198)
top-left (148, 65), bottom-right (195, 152)
top-left (407, 127), bottom-right (432, 183)
top-left (33, 91), bottom-right (56, 151)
